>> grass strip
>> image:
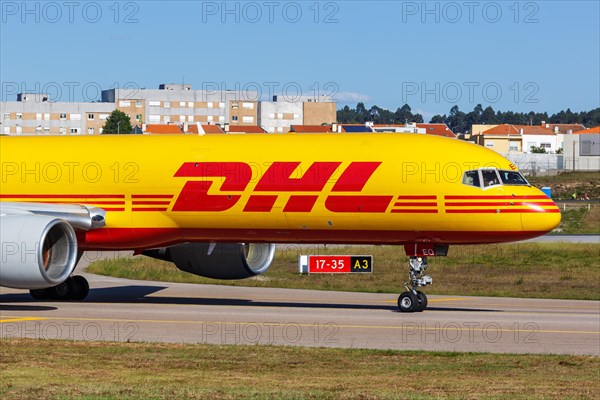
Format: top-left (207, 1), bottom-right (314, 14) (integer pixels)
top-left (1, 338), bottom-right (598, 400)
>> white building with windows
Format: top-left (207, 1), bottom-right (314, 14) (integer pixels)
top-left (101, 84), bottom-right (259, 128)
top-left (521, 129), bottom-right (559, 154)
top-left (1, 83), bottom-right (335, 136)
top-left (258, 95), bottom-right (336, 133)
top-left (1, 95), bottom-right (115, 135)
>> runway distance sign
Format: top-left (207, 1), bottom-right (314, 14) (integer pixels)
top-left (298, 255), bottom-right (372, 274)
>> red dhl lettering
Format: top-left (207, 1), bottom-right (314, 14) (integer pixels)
top-left (171, 161), bottom-right (391, 213)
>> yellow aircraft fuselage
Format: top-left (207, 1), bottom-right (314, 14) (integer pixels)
top-left (0, 134), bottom-right (560, 250)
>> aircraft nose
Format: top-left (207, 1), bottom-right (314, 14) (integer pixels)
top-left (520, 195), bottom-right (561, 234)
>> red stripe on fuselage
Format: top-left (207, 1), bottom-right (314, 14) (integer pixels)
top-left (446, 209), bottom-right (560, 213)
top-left (80, 227), bottom-right (555, 250)
top-left (132, 195), bottom-right (174, 199)
top-left (445, 195), bottom-right (550, 200)
top-left (132, 201), bottom-right (172, 205)
top-left (390, 209), bottom-right (439, 214)
top-left (325, 196), bottom-right (393, 213)
top-left (396, 196), bottom-right (437, 200)
top-left (394, 202), bottom-right (438, 207)
top-left (445, 202), bottom-right (556, 207)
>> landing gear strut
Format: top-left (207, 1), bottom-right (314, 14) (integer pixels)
top-left (397, 256), bottom-right (432, 312)
top-left (29, 275), bottom-right (90, 301)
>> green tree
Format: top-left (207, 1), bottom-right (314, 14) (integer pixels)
top-left (394, 104), bottom-right (413, 124)
top-left (102, 110), bottom-right (132, 134)
top-left (429, 114), bottom-right (446, 123)
top-left (446, 105), bottom-right (467, 134)
top-left (355, 102), bottom-right (368, 123)
top-left (530, 145), bottom-right (547, 154)
top-left (481, 106), bottom-right (497, 124)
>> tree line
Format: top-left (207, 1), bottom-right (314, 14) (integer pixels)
top-left (337, 103), bottom-right (600, 135)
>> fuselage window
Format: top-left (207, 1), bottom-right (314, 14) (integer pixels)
top-left (482, 170), bottom-right (500, 187)
top-left (498, 170), bottom-right (529, 186)
top-left (462, 170), bottom-right (481, 187)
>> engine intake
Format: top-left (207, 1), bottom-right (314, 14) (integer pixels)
top-left (0, 215), bottom-right (78, 289)
top-left (143, 242), bottom-right (275, 280)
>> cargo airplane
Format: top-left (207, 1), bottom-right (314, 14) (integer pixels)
top-left (0, 133), bottom-right (560, 312)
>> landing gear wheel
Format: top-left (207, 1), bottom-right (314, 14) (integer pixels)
top-left (51, 279), bottom-right (72, 300)
top-left (69, 275), bottom-right (90, 301)
top-left (29, 288), bottom-right (51, 300)
top-left (416, 291), bottom-right (428, 312)
top-left (398, 291), bottom-right (419, 312)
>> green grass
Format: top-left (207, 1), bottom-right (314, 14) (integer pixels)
top-left (552, 204), bottom-right (600, 234)
top-left (528, 171), bottom-right (600, 199)
top-left (1, 338), bottom-right (598, 399)
top-left (87, 243), bottom-right (600, 300)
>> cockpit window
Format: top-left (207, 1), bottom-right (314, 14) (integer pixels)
top-left (462, 168), bottom-right (527, 189)
top-left (498, 170), bottom-right (529, 185)
top-left (481, 170), bottom-right (500, 187)
top-left (462, 170), bottom-right (480, 187)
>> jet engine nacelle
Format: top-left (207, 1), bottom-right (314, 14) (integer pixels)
top-left (0, 215), bottom-right (78, 289)
top-left (143, 243), bottom-right (276, 280)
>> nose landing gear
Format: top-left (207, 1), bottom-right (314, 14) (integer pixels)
top-left (398, 256), bottom-right (432, 312)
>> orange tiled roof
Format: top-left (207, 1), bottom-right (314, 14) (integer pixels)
top-left (185, 124), bottom-right (199, 133)
top-left (481, 124), bottom-right (555, 136)
top-left (545, 123), bottom-right (586, 134)
top-left (227, 125), bottom-right (267, 133)
top-left (183, 124), bottom-right (224, 134)
top-left (416, 123), bottom-right (456, 138)
top-left (290, 125), bottom-right (333, 133)
top-left (573, 126), bottom-right (600, 134)
top-left (145, 124), bottom-right (183, 134)
top-left (480, 125), bottom-right (520, 135)
top-left (201, 124), bottom-right (225, 134)
top-left (517, 125), bottom-right (556, 135)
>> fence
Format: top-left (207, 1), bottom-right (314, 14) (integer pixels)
top-left (506, 154), bottom-right (564, 176)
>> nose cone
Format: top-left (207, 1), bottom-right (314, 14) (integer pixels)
top-left (520, 189), bottom-right (561, 235)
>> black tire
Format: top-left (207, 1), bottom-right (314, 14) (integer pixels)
top-left (51, 279), bottom-right (72, 300)
top-left (398, 291), bottom-right (418, 312)
top-left (69, 276), bottom-right (90, 301)
top-left (29, 288), bottom-right (50, 300)
top-left (416, 291), bottom-right (428, 312)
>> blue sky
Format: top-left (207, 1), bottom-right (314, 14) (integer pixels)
top-left (1, 1), bottom-right (598, 121)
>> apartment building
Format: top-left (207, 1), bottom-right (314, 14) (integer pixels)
top-left (258, 95), bottom-right (336, 133)
top-left (0, 94), bottom-right (115, 135)
top-left (474, 124), bottom-right (560, 154)
top-left (1, 84), bottom-right (337, 136)
top-left (101, 84), bottom-right (259, 128)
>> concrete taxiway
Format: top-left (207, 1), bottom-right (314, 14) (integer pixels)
top-left (1, 272), bottom-right (598, 356)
